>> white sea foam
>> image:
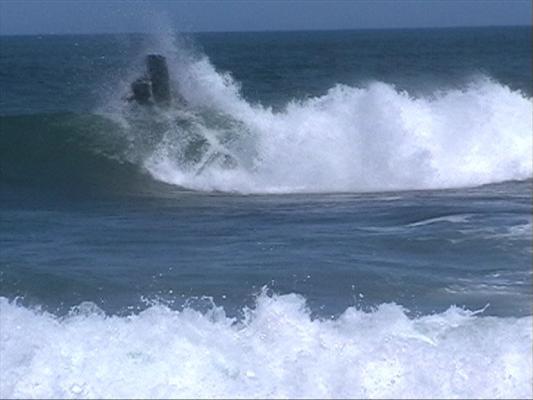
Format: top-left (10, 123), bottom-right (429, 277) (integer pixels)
top-left (1, 294), bottom-right (531, 399)
top-left (117, 37), bottom-right (533, 194)
top-left (407, 214), bottom-right (472, 227)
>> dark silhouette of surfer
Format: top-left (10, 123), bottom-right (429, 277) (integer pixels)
top-left (126, 54), bottom-right (235, 172)
top-left (129, 54), bottom-right (171, 106)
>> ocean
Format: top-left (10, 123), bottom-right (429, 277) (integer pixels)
top-left (0, 26), bottom-right (531, 398)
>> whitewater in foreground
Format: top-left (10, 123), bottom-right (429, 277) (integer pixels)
top-left (1, 294), bottom-right (532, 399)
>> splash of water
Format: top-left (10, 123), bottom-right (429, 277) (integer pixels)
top-left (104, 32), bottom-right (532, 194)
top-left (1, 294), bottom-right (531, 399)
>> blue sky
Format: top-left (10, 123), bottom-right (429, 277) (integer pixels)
top-left (0, 0), bottom-right (531, 35)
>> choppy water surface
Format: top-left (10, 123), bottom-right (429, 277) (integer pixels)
top-left (0, 26), bottom-right (531, 398)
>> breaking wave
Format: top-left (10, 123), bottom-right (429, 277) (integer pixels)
top-left (1, 294), bottom-right (532, 399)
top-left (1, 35), bottom-right (531, 195)
top-left (146, 79), bottom-right (532, 194)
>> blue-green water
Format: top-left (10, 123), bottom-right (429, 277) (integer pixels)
top-left (0, 27), bottom-right (531, 398)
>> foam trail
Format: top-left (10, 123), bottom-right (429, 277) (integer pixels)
top-left (1, 295), bottom-right (531, 399)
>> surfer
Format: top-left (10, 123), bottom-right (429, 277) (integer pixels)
top-left (128, 54), bottom-right (171, 106)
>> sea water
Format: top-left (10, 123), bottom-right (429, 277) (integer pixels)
top-left (0, 26), bottom-right (531, 398)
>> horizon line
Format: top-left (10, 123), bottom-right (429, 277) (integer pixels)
top-left (1, 23), bottom-right (530, 38)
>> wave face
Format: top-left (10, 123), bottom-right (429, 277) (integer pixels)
top-left (0, 113), bottom-right (135, 189)
top-left (1, 294), bottom-right (531, 399)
